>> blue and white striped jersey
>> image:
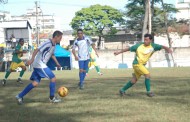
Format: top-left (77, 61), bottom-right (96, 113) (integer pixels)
top-left (72, 36), bottom-right (93, 61)
top-left (33, 39), bottom-right (55, 68)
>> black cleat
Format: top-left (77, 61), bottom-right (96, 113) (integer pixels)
top-left (1, 79), bottom-right (6, 86)
top-left (119, 90), bottom-right (126, 97)
top-left (17, 78), bottom-right (23, 84)
top-left (147, 92), bottom-right (155, 97)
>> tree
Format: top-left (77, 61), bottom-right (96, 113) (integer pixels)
top-left (70, 4), bottom-right (124, 49)
top-left (125, 0), bottom-right (178, 39)
top-left (0, 0), bottom-right (8, 4)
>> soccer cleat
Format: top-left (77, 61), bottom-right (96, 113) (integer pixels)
top-left (119, 90), bottom-right (126, 97)
top-left (49, 97), bottom-right (61, 103)
top-left (79, 85), bottom-right (84, 90)
top-left (15, 95), bottom-right (23, 105)
top-left (17, 78), bottom-right (23, 84)
top-left (98, 72), bottom-right (103, 76)
top-left (1, 79), bottom-right (6, 86)
top-left (147, 92), bottom-right (155, 97)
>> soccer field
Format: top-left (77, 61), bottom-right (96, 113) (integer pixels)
top-left (0, 67), bottom-right (190, 122)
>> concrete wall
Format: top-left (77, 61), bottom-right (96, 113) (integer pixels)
top-left (72, 47), bottom-right (190, 69)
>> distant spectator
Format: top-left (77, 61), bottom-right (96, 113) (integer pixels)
top-left (10, 34), bottom-right (17, 49)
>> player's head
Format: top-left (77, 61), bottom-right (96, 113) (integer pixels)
top-left (144, 34), bottom-right (153, 46)
top-left (77, 29), bottom-right (83, 39)
top-left (53, 30), bottom-right (63, 43)
top-left (19, 38), bottom-right (24, 46)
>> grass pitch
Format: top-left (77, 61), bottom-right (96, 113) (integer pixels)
top-left (0, 67), bottom-right (190, 122)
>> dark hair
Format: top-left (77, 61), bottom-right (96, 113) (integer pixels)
top-left (144, 34), bottom-right (153, 40)
top-left (19, 38), bottom-right (24, 42)
top-left (77, 29), bottom-right (83, 33)
top-left (53, 30), bottom-right (63, 38)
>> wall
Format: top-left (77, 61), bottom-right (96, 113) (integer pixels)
top-left (72, 47), bottom-right (190, 69)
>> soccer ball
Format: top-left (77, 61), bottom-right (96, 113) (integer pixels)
top-left (58, 86), bottom-right (68, 97)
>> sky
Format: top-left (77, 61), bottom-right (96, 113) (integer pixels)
top-left (0, 0), bottom-right (175, 30)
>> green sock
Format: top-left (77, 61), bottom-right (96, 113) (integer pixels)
top-left (86, 68), bottom-right (89, 73)
top-left (5, 70), bottom-right (11, 79)
top-left (145, 78), bottom-right (151, 92)
top-left (95, 66), bottom-right (100, 73)
top-left (121, 81), bottom-right (134, 92)
top-left (19, 70), bottom-right (25, 78)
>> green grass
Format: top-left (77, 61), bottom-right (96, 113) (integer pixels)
top-left (0, 67), bottom-right (190, 122)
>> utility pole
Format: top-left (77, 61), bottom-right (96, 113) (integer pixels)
top-left (35, 1), bottom-right (39, 46)
top-left (148, 0), bottom-right (151, 34)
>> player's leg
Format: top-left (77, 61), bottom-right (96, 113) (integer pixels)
top-left (86, 61), bottom-right (91, 76)
top-left (16, 70), bottom-right (40, 105)
top-left (17, 62), bottom-right (26, 84)
top-left (1, 62), bottom-right (15, 86)
top-left (78, 61), bottom-right (85, 89)
top-left (94, 61), bottom-right (102, 75)
top-left (119, 65), bottom-right (141, 96)
top-left (137, 65), bottom-right (154, 97)
top-left (83, 59), bottom-right (89, 80)
top-left (40, 67), bottom-right (61, 103)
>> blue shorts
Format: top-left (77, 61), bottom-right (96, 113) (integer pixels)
top-left (30, 68), bottom-right (55, 82)
top-left (78, 59), bottom-right (89, 71)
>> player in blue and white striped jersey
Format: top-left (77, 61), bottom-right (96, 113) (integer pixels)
top-left (16, 30), bottom-right (63, 104)
top-left (72, 29), bottom-right (99, 89)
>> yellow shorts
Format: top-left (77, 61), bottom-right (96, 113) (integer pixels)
top-left (133, 64), bottom-right (150, 80)
top-left (88, 61), bottom-right (98, 67)
top-left (10, 61), bottom-right (25, 71)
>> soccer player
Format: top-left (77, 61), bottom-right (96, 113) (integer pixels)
top-left (1, 38), bottom-right (27, 86)
top-left (15, 30), bottom-right (63, 104)
top-left (114, 34), bottom-right (172, 97)
top-left (86, 46), bottom-right (103, 76)
top-left (72, 29), bottom-right (98, 89)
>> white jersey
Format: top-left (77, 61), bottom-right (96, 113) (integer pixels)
top-left (72, 36), bottom-right (93, 61)
top-left (33, 39), bottom-right (55, 68)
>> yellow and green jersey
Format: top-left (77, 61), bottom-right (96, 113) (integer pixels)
top-left (12, 44), bottom-right (23, 63)
top-left (89, 47), bottom-right (96, 62)
top-left (130, 42), bottom-right (162, 65)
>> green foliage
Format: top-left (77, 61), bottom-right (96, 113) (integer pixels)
top-left (125, 0), bottom-right (180, 35)
top-left (70, 4), bottom-right (124, 36)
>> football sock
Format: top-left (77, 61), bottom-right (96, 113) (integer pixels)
top-left (95, 66), bottom-right (100, 73)
top-left (4, 70), bottom-right (11, 79)
top-left (19, 83), bottom-right (34, 98)
top-left (145, 78), bottom-right (151, 92)
top-left (49, 82), bottom-right (56, 97)
top-left (121, 81), bottom-right (134, 91)
top-left (82, 72), bottom-right (86, 81)
top-left (79, 72), bottom-right (83, 85)
top-left (19, 70), bottom-right (25, 78)
top-left (86, 68), bottom-right (89, 73)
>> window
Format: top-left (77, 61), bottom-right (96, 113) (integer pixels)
top-left (178, 0), bottom-right (184, 3)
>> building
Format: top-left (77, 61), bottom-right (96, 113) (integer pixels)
top-left (176, 0), bottom-right (190, 20)
top-left (11, 8), bottom-right (61, 43)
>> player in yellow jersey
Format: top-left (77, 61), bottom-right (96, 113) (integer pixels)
top-left (1, 38), bottom-right (27, 86)
top-left (86, 46), bottom-right (103, 76)
top-left (114, 34), bottom-right (172, 97)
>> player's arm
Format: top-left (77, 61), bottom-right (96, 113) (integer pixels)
top-left (72, 41), bottom-right (79, 61)
top-left (51, 55), bottom-right (61, 68)
top-left (26, 49), bottom-right (39, 65)
top-left (114, 47), bottom-right (130, 56)
top-left (91, 44), bottom-right (99, 57)
top-left (162, 45), bottom-right (172, 53)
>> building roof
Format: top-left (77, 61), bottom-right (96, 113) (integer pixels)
top-left (0, 20), bottom-right (32, 29)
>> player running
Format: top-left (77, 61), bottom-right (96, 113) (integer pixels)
top-left (114, 34), bottom-right (172, 97)
top-left (16, 30), bottom-right (63, 104)
top-left (86, 46), bottom-right (103, 76)
top-left (72, 29), bottom-right (98, 89)
top-left (1, 38), bottom-right (27, 86)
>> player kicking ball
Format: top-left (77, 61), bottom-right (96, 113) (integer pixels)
top-left (86, 46), bottom-right (103, 76)
top-left (16, 31), bottom-right (63, 105)
top-left (1, 38), bottom-right (27, 86)
top-left (114, 34), bottom-right (172, 97)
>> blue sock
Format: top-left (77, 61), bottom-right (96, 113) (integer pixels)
top-left (79, 72), bottom-right (83, 85)
top-left (19, 83), bottom-right (34, 98)
top-left (82, 72), bottom-right (86, 81)
top-left (49, 82), bottom-right (56, 97)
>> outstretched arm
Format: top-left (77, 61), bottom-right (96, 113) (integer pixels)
top-left (162, 45), bottom-right (172, 53)
top-left (114, 47), bottom-right (130, 56)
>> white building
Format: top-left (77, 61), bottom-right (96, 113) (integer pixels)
top-left (176, 0), bottom-right (190, 20)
